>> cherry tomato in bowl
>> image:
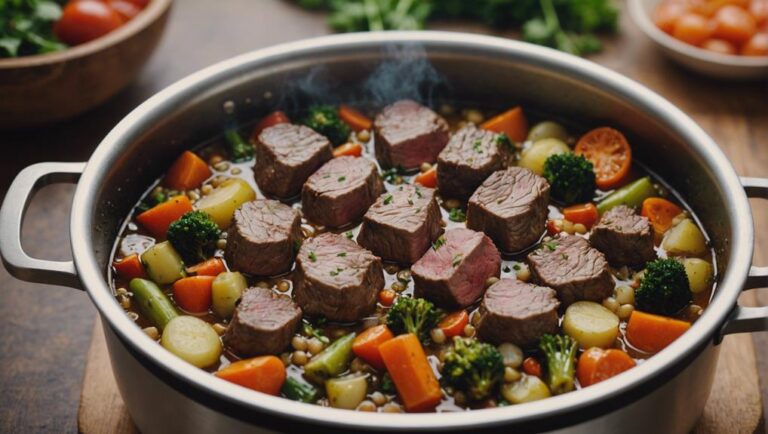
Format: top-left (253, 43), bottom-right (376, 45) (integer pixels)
top-left (55, 0), bottom-right (124, 46)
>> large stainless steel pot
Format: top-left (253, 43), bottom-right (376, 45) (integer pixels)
top-left (1, 32), bottom-right (766, 434)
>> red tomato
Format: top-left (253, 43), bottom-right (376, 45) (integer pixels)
top-left (654, 2), bottom-right (689, 33)
top-left (672, 13), bottom-right (713, 45)
top-left (125, 0), bottom-right (150, 8)
top-left (711, 5), bottom-right (758, 44)
top-left (108, 0), bottom-right (141, 20)
top-left (751, 0), bottom-right (768, 25)
top-left (742, 32), bottom-right (768, 54)
top-left (701, 37), bottom-right (738, 53)
top-left (55, 0), bottom-right (124, 46)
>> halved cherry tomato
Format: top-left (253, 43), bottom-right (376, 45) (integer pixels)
top-left (712, 5), bottom-right (757, 44)
top-left (251, 111), bottom-right (290, 140)
top-left (751, 0), bottom-right (768, 25)
top-left (546, 219), bottom-right (561, 235)
top-left (333, 142), bottom-right (363, 158)
top-left (55, 0), bottom-right (124, 46)
top-left (107, 0), bottom-right (141, 20)
top-left (641, 197), bottom-right (683, 236)
top-left (522, 357), bottom-right (542, 377)
top-left (654, 2), bottom-right (689, 33)
top-left (562, 203), bottom-right (599, 229)
top-left (438, 311), bottom-right (469, 338)
top-left (378, 289), bottom-right (396, 306)
top-left (671, 13), bottom-right (713, 45)
top-left (414, 166), bottom-right (437, 188)
top-left (575, 127), bottom-right (632, 191)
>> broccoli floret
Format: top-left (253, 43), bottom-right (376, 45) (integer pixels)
top-left (386, 296), bottom-right (441, 344)
top-left (543, 153), bottom-right (596, 204)
top-left (635, 258), bottom-right (691, 316)
top-left (166, 211), bottom-right (221, 264)
top-left (225, 129), bottom-right (254, 162)
top-left (302, 105), bottom-right (351, 146)
top-left (539, 333), bottom-right (578, 395)
top-left (442, 337), bottom-right (504, 401)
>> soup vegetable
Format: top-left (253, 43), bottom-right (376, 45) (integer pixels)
top-left (111, 101), bottom-right (715, 412)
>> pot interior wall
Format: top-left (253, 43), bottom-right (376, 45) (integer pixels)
top-left (89, 42), bottom-right (732, 291)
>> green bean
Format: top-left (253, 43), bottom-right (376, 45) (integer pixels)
top-left (597, 177), bottom-right (656, 214)
top-left (281, 376), bottom-right (320, 403)
top-left (129, 278), bottom-right (178, 330)
top-left (304, 332), bottom-right (356, 384)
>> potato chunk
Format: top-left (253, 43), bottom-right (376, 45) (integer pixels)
top-left (562, 301), bottom-right (619, 349)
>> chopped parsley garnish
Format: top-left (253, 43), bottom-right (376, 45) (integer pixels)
top-left (337, 176), bottom-right (346, 182)
top-left (330, 267), bottom-right (344, 276)
top-left (382, 166), bottom-right (405, 183)
top-left (302, 320), bottom-right (329, 344)
top-left (337, 252), bottom-right (347, 257)
top-left (408, 198), bottom-right (414, 205)
top-left (561, 253), bottom-right (569, 260)
top-left (345, 231), bottom-right (354, 239)
top-left (451, 253), bottom-right (463, 267)
top-left (473, 139), bottom-right (484, 153)
top-left (448, 208), bottom-right (466, 222)
top-left (415, 187), bottom-right (423, 198)
top-left (544, 241), bottom-right (558, 251)
top-left (432, 236), bottom-right (446, 250)
top-left (308, 251), bottom-right (317, 262)
top-left (383, 194), bottom-right (394, 205)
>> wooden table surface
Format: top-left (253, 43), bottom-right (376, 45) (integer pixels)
top-left (0, 1), bottom-right (765, 432)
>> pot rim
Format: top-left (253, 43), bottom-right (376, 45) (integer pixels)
top-left (70, 31), bottom-right (753, 430)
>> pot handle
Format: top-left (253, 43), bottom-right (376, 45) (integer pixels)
top-left (718, 177), bottom-right (768, 338)
top-left (0, 162), bottom-right (86, 289)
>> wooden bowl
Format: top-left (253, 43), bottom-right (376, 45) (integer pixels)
top-left (0, 0), bottom-right (172, 129)
top-left (628, 0), bottom-right (768, 80)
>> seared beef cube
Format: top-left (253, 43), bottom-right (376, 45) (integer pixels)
top-left (412, 228), bottom-right (501, 309)
top-left (373, 100), bottom-right (450, 170)
top-left (476, 279), bottom-right (560, 346)
top-left (357, 184), bottom-right (443, 264)
top-left (223, 287), bottom-right (302, 356)
top-left (467, 167), bottom-right (550, 253)
top-left (225, 200), bottom-right (301, 276)
top-left (437, 125), bottom-right (510, 200)
top-left (301, 156), bottom-right (384, 228)
top-left (293, 233), bottom-right (385, 322)
top-left (527, 234), bottom-right (613, 306)
top-left (254, 123), bottom-right (333, 199)
top-left (589, 205), bottom-right (656, 266)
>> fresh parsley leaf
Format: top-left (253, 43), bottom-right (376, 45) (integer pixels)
top-left (308, 251), bottom-right (317, 262)
top-left (448, 208), bottom-right (466, 222)
top-left (337, 252), bottom-right (347, 257)
top-left (432, 236), bottom-right (446, 250)
top-left (337, 176), bottom-right (346, 182)
top-left (345, 231), bottom-right (354, 239)
top-left (544, 241), bottom-right (558, 251)
top-left (451, 253), bottom-right (463, 267)
top-left (383, 194), bottom-right (394, 205)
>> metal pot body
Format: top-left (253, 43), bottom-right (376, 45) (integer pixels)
top-left (2, 32), bottom-right (766, 433)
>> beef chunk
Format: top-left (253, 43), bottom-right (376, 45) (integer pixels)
top-left (225, 199), bottom-right (301, 276)
top-left (476, 279), bottom-right (560, 346)
top-left (357, 184), bottom-right (443, 264)
top-left (301, 156), bottom-right (384, 228)
top-left (437, 125), bottom-right (510, 199)
top-left (589, 205), bottom-right (656, 266)
top-left (223, 287), bottom-right (302, 356)
top-left (254, 123), bottom-right (333, 199)
top-left (293, 233), bottom-right (385, 322)
top-left (527, 234), bottom-right (613, 306)
top-left (467, 167), bottom-right (550, 253)
top-left (412, 228), bottom-right (501, 309)
top-left (373, 100), bottom-right (450, 170)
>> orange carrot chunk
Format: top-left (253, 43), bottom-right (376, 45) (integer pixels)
top-left (135, 195), bottom-right (193, 238)
top-left (113, 253), bottom-right (146, 280)
top-left (187, 257), bottom-right (227, 276)
top-left (414, 166), bottom-right (437, 188)
top-left (339, 105), bottom-right (372, 132)
top-left (481, 106), bottom-right (528, 143)
top-left (641, 197), bottom-right (683, 236)
top-left (378, 334), bottom-right (442, 412)
top-left (438, 311), bottom-right (469, 338)
top-left (563, 203), bottom-right (599, 229)
top-left (352, 324), bottom-right (394, 370)
top-left (522, 356), bottom-right (542, 377)
top-left (164, 151), bottom-right (212, 191)
top-left (626, 310), bottom-right (691, 354)
top-left (215, 355), bottom-right (286, 395)
top-left (577, 347), bottom-right (636, 387)
top-left (172, 275), bottom-right (215, 313)
top-left (333, 142), bottom-right (363, 158)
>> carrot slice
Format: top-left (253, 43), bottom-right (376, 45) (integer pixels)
top-left (575, 127), bottom-right (633, 190)
top-left (172, 275), bottom-right (215, 313)
top-left (251, 111), bottom-right (290, 140)
top-left (577, 347), bottom-right (636, 387)
top-left (480, 106), bottom-right (528, 142)
top-left (215, 356), bottom-right (286, 395)
top-left (352, 324), bottom-right (394, 370)
top-left (164, 151), bottom-right (212, 191)
top-left (563, 203), bottom-right (599, 229)
top-left (333, 142), bottom-right (363, 158)
top-left (641, 197), bottom-right (683, 236)
top-left (378, 334), bottom-right (442, 412)
top-left (414, 166), bottom-right (437, 188)
top-left (339, 105), bottom-right (372, 132)
top-left (438, 311), bottom-right (469, 338)
top-left (135, 195), bottom-right (193, 238)
top-left (187, 257), bottom-right (227, 276)
top-left (522, 356), bottom-right (542, 377)
top-left (113, 253), bottom-right (146, 280)
top-left (626, 310), bottom-right (691, 354)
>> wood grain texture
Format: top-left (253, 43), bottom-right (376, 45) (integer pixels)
top-left (0, 0), bottom-right (765, 433)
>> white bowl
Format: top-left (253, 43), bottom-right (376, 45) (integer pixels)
top-left (628, 0), bottom-right (768, 79)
